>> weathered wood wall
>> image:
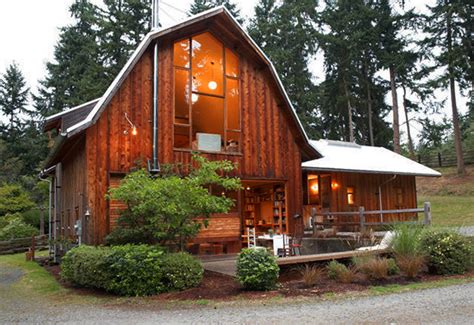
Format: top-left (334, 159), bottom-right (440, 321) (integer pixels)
top-left (85, 33), bottom-right (305, 244)
top-left (59, 137), bottom-right (87, 240)
top-left (303, 172), bottom-right (417, 229)
top-left (86, 49), bottom-right (153, 244)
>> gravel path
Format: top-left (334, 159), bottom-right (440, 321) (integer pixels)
top-left (458, 226), bottom-right (474, 237)
top-left (1, 281), bottom-right (473, 324)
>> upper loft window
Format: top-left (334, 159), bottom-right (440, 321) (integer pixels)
top-left (173, 32), bottom-right (240, 153)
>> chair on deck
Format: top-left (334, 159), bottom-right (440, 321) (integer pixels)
top-left (289, 214), bottom-right (304, 256)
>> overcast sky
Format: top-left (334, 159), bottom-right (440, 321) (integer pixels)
top-left (0, 0), bottom-right (468, 142)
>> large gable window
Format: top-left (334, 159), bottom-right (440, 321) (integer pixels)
top-left (173, 32), bottom-right (240, 153)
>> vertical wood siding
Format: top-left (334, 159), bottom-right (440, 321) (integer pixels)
top-left (85, 38), bottom-right (305, 243)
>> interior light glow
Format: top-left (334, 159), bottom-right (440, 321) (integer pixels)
top-left (208, 81), bottom-right (217, 90)
top-left (310, 184), bottom-right (319, 193)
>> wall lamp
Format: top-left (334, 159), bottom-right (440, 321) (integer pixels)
top-left (124, 113), bottom-right (138, 136)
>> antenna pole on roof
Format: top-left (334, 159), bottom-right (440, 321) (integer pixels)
top-left (152, 0), bottom-right (160, 30)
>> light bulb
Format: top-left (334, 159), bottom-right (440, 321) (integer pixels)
top-left (131, 126), bottom-right (137, 136)
top-left (191, 93), bottom-right (199, 103)
top-left (208, 81), bottom-right (217, 90)
top-left (311, 184), bottom-right (319, 193)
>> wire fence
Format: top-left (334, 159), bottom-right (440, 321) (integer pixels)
top-left (417, 149), bottom-right (474, 168)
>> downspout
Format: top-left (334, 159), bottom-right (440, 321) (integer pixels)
top-left (149, 0), bottom-right (161, 174)
top-left (39, 165), bottom-right (56, 259)
top-left (378, 174), bottom-right (397, 222)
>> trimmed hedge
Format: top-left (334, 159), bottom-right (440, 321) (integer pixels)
top-left (61, 245), bottom-right (203, 296)
top-left (421, 230), bottom-right (473, 275)
top-left (236, 248), bottom-right (279, 290)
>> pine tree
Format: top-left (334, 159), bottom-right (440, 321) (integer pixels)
top-left (317, 0), bottom-right (391, 145)
top-left (35, 0), bottom-right (105, 116)
top-left (188, 0), bottom-right (243, 23)
top-left (99, 0), bottom-right (151, 82)
top-left (248, 0), bottom-right (320, 139)
top-left (421, 0), bottom-right (470, 175)
top-left (0, 63), bottom-right (30, 136)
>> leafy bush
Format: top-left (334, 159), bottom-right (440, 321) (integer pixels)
top-left (299, 264), bottom-right (324, 287)
top-left (387, 258), bottom-right (400, 276)
top-left (237, 248), bottom-right (279, 290)
top-left (421, 230), bottom-right (473, 275)
top-left (61, 245), bottom-right (111, 289)
top-left (108, 155), bottom-right (241, 250)
top-left (326, 260), bottom-right (356, 283)
top-left (353, 256), bottom-right (389, 280)
top-left (61, 244), bottom-right (203, 296)
top-left (104, 227), bottom-right (155, 245)
top-left (161, 252), bottom-right (204, 291)
top-left (0, 184), bottom-right (35, 216)
top-left (0, 214), bottom-right (39, 240)
top-left (104, 244), bottom-right (166, 296)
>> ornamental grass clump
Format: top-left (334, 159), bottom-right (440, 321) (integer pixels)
top-left (299, 264), bottom-right (325, 287)
top-left (391, 224), bottom-right (426, 278)
top-left (326, 260), bottom-right (356, 283)
top-left (236, 248), bottom-right (279, 290)
top-left (353, 255), bottom-right (389, 280)
top-left (421, 230), bottom-right (473, 275)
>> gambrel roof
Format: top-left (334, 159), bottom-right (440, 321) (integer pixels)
top-left (46, 6), bottom-right (320, 160)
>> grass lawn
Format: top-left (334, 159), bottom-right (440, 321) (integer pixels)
top-left (418, 195), bottom-right (474, 227)
top-left (0, 251), bottom-right (63, 297)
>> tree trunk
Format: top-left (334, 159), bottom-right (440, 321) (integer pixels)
top-left (343, 78), bottom-right (355, 142)
top-left (447, 9), bottom-right (466, 175)
top-left (402, 86), bottom-right (415, 160)
top-left (389, 65), bottom-right (401, 153)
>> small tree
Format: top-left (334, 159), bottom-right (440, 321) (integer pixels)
top-left (0, 184), bottom-right (35, 216)
top-left (108, 155), bottom-right (241, 250)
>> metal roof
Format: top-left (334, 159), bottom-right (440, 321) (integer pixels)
top-left (43, 98), bottom-right (100, 133)
top-left (302, 140), bottom-right (441, 177)
top-left (57, 6), bottom-right (319, 160)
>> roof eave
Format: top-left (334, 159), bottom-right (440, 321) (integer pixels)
top-left (301, 166), bottom-right (442, 177)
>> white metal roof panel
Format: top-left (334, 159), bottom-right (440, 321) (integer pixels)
top-left (302, 140), bottom-right (441, 177)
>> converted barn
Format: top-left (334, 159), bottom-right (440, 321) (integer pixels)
top-left (41, 6), bottom-right (440, 257)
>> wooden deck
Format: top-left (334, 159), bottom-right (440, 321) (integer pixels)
top-left (277, 249), bottom-right (389, 266)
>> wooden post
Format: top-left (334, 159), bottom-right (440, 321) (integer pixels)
top-left (423, 202), bottom-right (432, 226)
top-left (438, 152), bottom-right (442, 167)
top-left (39, 207), bottom-right (45, 235)
top-left (359, 206), bottom-right (366, 232)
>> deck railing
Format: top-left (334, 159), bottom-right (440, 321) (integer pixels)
top-left (311, 202), bottom-right (432, 233)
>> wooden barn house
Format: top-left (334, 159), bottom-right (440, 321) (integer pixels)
top-left (41, 6), bottom-right (440, 256)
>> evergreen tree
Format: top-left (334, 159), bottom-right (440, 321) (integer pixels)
top-left (35, 0), bottom-right (105, 116)
top-left (421, 0), bottom-right (470, 175)
top-left (0, 63), bottom-right (30, 135)
top-left (188, 0), bottom-right (243, 23)
top-left (99, 0), bottom-right (151, 82)
top-left (248, 0), bottom-right (320, 139)
top-left (317, 0), bottom-right (391, 145)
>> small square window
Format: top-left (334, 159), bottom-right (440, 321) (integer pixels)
top-left (347, 187), bottom-right (355, 206)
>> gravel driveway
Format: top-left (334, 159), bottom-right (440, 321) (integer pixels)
top-left (1, 279), bottom-right (473, 324)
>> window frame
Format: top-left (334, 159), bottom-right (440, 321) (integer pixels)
top-left (172, 31), bottom-right (242, 155)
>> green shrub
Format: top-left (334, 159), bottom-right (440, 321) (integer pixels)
top-left (387, 258), bottom-right (400, 276)
top-left (327, 260), bottom-right (356, 283)
top-left (104, 244), bottom-right (165, 296)
top-left (421, 230), bottom-right (473, 275)
top-left (161, 252), bottom-right (203, 291)
top-left (237, 248), bottom-right (279, 290)
top-left (104, 227), bottom-right (155, 245)
top-left (0, 214), bottom-right (39, 240)
top-left (61, 244), bottom-right (203, 296)
top-left (61, 246), bottom-right (111, 289)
